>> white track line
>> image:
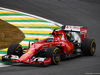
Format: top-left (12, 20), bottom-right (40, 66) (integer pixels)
top-left (0, 63), bottom-right (10, 67)
top-left (19, 28), bottom-right (52, 31)
top-left (0, 54), bottom-right (6, 56)
top-left (25, 35), bottom-right (50, 38)
top-left (20, 41), bottom-right (30, 44)
top-left (0, 16), bottom-right (31, 18)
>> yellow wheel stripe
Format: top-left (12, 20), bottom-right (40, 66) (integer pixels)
top-left (0, 18), bottom-right (43, 20)
top-left (90, 40), bottom-right (95, 55)
top-left (52, 48), bottom-right (60, 64)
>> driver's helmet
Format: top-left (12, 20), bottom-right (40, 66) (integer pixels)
top-left (67, 33), bottom-right (71, 37)
top-left (66, 32), bottom-right (72, 42)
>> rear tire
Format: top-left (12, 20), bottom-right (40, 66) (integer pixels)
top-left (7, 43), bottom-right (23, 57)
top-left (46, 47), bottom-right (61, 64)
top-left (82, 38), bottom-right (96, 56)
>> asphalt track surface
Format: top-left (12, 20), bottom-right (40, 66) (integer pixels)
top-left (0, 0), bottom-right (100, 75)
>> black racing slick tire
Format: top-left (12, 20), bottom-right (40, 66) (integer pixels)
top-left (82, 38), bottom-right (96, 56)
top-left (7, 43), bottom-right (23, 57)
top-left (46, 47), bottom-right (61, 65)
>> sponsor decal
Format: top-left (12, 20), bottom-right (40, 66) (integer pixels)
top-left (81, 29), bottom-right (87, 34)
top-left (11, 55), bottom-right (19, 59)
top-left (27, 51), bottom-right (32, 53)
top-left (66, 46), bottom-right (71, 53)
top-left (23, 59), bottom-right (29, 62)
top-left (29, 48), bottom-right (35, 51)
top-left (56, 43), bottom-right (61, 46)
top-left (66, 26), bottom-right (80, 29)
top-left (21, 56), bottom-right (27, 57)
top-left (44, 60), bottom-right (50, 63)
top-left (42, 45), bottom-right (48, 47)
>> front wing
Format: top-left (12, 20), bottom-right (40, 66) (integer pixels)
top-left (2, 55), bottom-right (51, 65)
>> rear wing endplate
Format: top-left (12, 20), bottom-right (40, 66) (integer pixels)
top-left (63, 25), bottom-right (87, 42)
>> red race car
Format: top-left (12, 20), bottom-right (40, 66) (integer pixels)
top-left (2, 25), bottom-right (96, 65)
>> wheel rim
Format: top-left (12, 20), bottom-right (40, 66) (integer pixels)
top-left (92, 47), bottom-right (95, 53)
top-left (54, 50), bottom-right (60, 62)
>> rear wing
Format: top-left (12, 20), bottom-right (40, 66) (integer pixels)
top-left (63, 25), bottom-right (87, 42)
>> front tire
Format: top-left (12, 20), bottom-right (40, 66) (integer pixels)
top-left (7, 43), bottom-right (23, 57)
top-left (46, 47), bottom-right (61, 64)
top-left (81, 38), bottom-right (96, 56)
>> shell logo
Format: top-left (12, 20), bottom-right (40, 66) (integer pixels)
top-left (23, 59), bottom-right (29, 62)
top-left (66, 46), bottom-right (71, 53)
top-left (27, 51), bottom-right (32, 53)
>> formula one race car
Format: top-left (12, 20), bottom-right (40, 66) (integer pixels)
top-left (2, 25), bottom-right (96, 65)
